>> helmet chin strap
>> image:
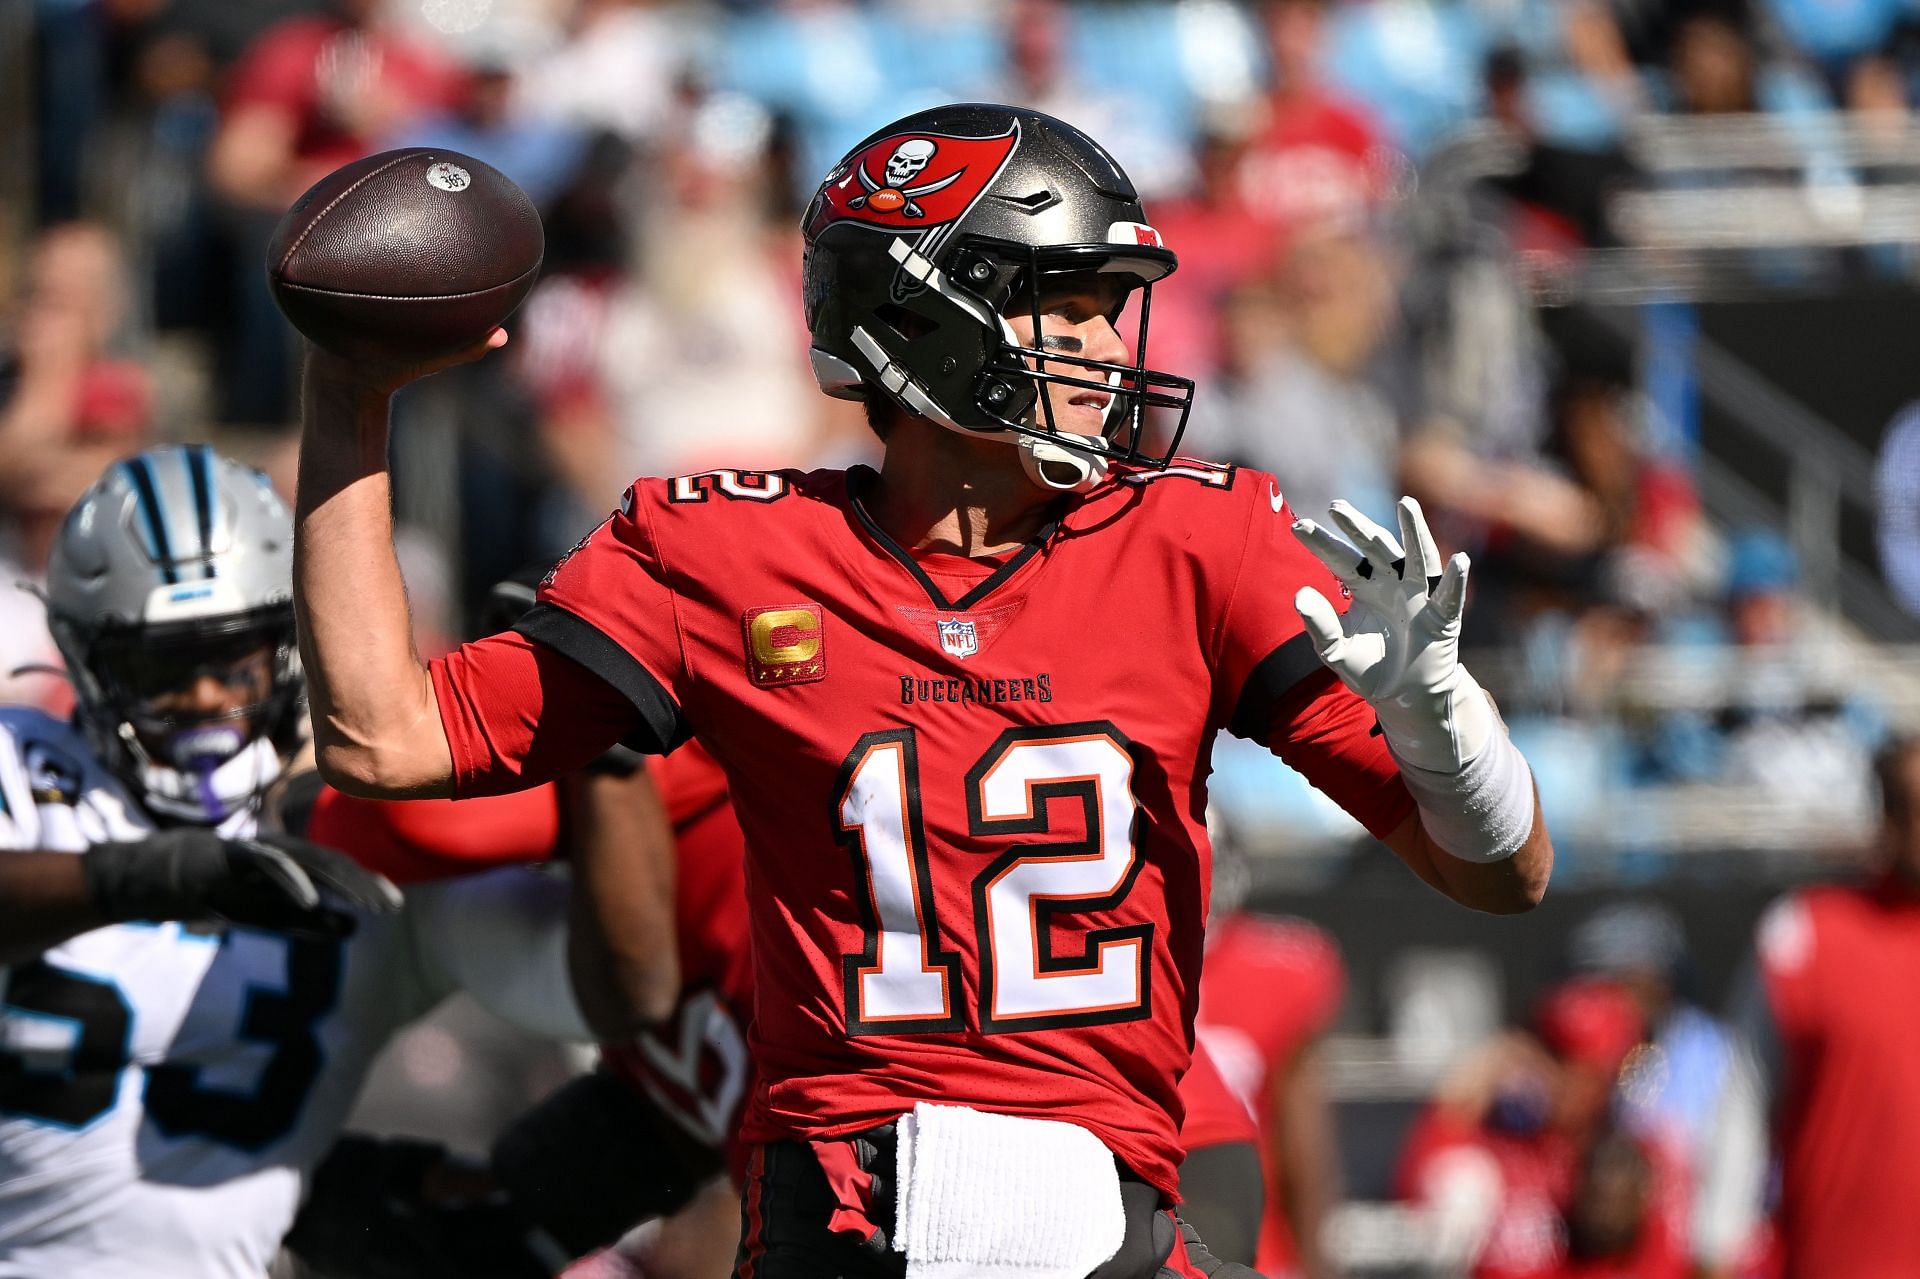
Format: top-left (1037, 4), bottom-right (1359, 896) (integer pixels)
top-left (1014, 363), bottom-right (1126, 494)
top-left (1016, 432), bottom-right (1108, 493)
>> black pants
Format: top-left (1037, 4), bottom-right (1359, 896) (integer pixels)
top-left (1174, 1141), bottom-right (1265, 1268)
top-left (732, 1127), bottom-right (1262, 1279)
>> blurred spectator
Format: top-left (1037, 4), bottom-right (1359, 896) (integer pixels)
top-left (993, 0), bottom-right (1193, 200)
top-left (207, 0), bottom-right (465, 210)
top-left (1196, 832), bottom-right (1347, 1279)
top-left (1697, 736), bottom-right (1920, 1278)
top-left (0, 222), bottom-right (151, 564)
top-left (1478, 45), bottom-right (1639, 254)
top-left (1566, 902), bottom-right (1739, 1177)
top-left (1397, 978), bottom-right (1688, 1279)
top-left (512, 0), bottom-right (685, 148)
top-left (1151, 111), bottom-right (1280, 387)
top-left (1236, 0), bottom-right (1393, 241)
top-left (1667, 14), bottom-right (1763, 117)
top-left (515, 91), bottom-right (828, 515)
top-left (0, 223), bottom-right (149, 713)
top-left (1407, 360), bottom-right (1704, 659)
top-left (206, 0), bottom-right (466, 423)
top-left (1185, 224), bottom-right (1399, 523)
top-left (1636, 530), bottom-right (1883, 821)
top-left (392, 56), bottom-right (588, 210)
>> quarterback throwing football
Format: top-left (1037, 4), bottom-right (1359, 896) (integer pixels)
top-left (295, 104), bottom-right (1552, 1279)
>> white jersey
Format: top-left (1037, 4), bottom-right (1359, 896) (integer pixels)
top-left (0, 708), bottom-right (585, 1279)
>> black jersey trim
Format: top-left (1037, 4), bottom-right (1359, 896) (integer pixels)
top-left (1228, 632), bottom-right (1326, 741)
top-left (513, 603), bottom-right (689, 755)
top-left (845, 466), bottom-right (1058, 612)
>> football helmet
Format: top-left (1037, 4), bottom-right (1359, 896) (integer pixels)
top-left (45, 445), bottom-right (304, 824)
top-left (802, 103), bottom-right (1194, 493)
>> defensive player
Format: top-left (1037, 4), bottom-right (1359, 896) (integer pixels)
top-left (0, 445), bottom-right (587, 1279)
top-left (294, 104), bottom-right (1551, 1278)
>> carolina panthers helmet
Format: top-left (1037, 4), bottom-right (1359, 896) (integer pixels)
top-left (45, 445), bottom-right (304, 824)
top-left (801, 103), bottom-right (1194, 493)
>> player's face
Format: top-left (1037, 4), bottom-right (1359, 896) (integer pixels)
top-left (1002, 272), bottom-right (1133, 440)
top-left (105, 633), bottom-right (278, 753)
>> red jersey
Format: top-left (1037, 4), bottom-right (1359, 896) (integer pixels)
top-left (1194, 914), bottom-right (1345, 1274)
top-left (1398, 1109), bottom-right (1575, 1279)
top-left (1757, 878), bottom-right (1920, 1279)
top-left (309, 743), bottom-right (755, 1148)
top-left (1177, 1037), bottom-right (1259, 1153)
top-left (1397, 1112), bottom-right (1687, 1279)
top-left (320, 743), bottom-right (747, 1007)
top-left (430, 462), bottom-right (1412, 1196)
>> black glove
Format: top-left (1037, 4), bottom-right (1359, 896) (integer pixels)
top-left (286, 1135), bottom-right (560, 1279)
top-left (82, 829), bottom-right (401, 938)
top-left (491, 1069), bottom-right (724, 1256)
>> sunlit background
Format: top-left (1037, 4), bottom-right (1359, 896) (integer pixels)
top-left (7, 1), bottom-right (1920, 1276)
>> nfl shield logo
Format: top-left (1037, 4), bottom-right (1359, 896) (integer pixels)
top-left (936, 618), bottom-right (979, 659)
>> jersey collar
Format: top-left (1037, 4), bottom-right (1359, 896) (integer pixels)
top-left (843, 465), bottom-right (1064, 612)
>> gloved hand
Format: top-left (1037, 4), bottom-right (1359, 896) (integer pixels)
top-left (1290, 496), bottom-right (1495, 774)
top-left (82, 828), bottom-right (402, 938)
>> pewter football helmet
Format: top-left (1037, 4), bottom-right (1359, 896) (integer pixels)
top-left (801, 103), bottom-right (1194, 493)
top-left (45, 444), bottom-right (304, 823)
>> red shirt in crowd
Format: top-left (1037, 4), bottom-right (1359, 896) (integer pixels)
top-left (223, 14), bottom-right (464, 176)
top-left (1235, 90), bottom-right (1390, 238)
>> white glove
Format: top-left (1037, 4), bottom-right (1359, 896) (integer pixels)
top-left (1290, 497), bottom-right (1495, 774)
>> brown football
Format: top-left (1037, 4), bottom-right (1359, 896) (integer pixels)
top-left (266, 148), bottom-right (544, 362)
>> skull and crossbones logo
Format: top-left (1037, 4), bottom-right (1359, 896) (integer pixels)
top-left (848, 138), bottom-right (962, 218)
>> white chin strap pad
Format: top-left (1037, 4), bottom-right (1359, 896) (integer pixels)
top-left (1017, 433), bottom-right (1108, 493)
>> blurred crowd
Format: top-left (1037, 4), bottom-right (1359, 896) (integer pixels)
top-left (9, 0), bottom-right (1918, 866)
top-left (8, 3), bottom-right (1920, 1277)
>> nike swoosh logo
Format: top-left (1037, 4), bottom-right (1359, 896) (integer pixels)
top-left (1269, 483), bottom-right (1285, 514)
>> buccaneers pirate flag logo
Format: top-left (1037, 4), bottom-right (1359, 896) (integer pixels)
top-left (814, 125), bottom-right (1020, 234)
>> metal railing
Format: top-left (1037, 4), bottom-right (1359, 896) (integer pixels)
top-left (1419, 114), bottom-right (1920, 642)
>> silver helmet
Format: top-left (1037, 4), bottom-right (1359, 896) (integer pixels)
top-left (45, 444), bottom-right (304, 824)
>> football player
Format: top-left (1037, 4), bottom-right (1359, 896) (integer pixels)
top-left (320, 572), bottom-right (1267, 1279)
top-left (294, 104), bottom-right (1552, 1278)
top-left (0, 445), bottom-right (589, 1278)
top-left (1190, 829), bottom-right (1346, 1279)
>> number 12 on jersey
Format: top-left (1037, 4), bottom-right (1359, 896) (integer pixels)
top-left (836, 723), bottom-right (1152, 1036)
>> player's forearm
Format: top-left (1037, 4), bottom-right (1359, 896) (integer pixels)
top-left (295, 352), bottom-right (453, 796)
top-left (1385, 788), bottom-right (1552, 915)
top-left (0, 853), bottom-right (107, 964)
top-left (564, 769), bottom-right (681, 1036)
top-left (1426, 789), bottom-right (1551, 913)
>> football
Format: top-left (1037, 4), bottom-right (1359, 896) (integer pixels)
top-left (266, 147), bottom-right (544, 363)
